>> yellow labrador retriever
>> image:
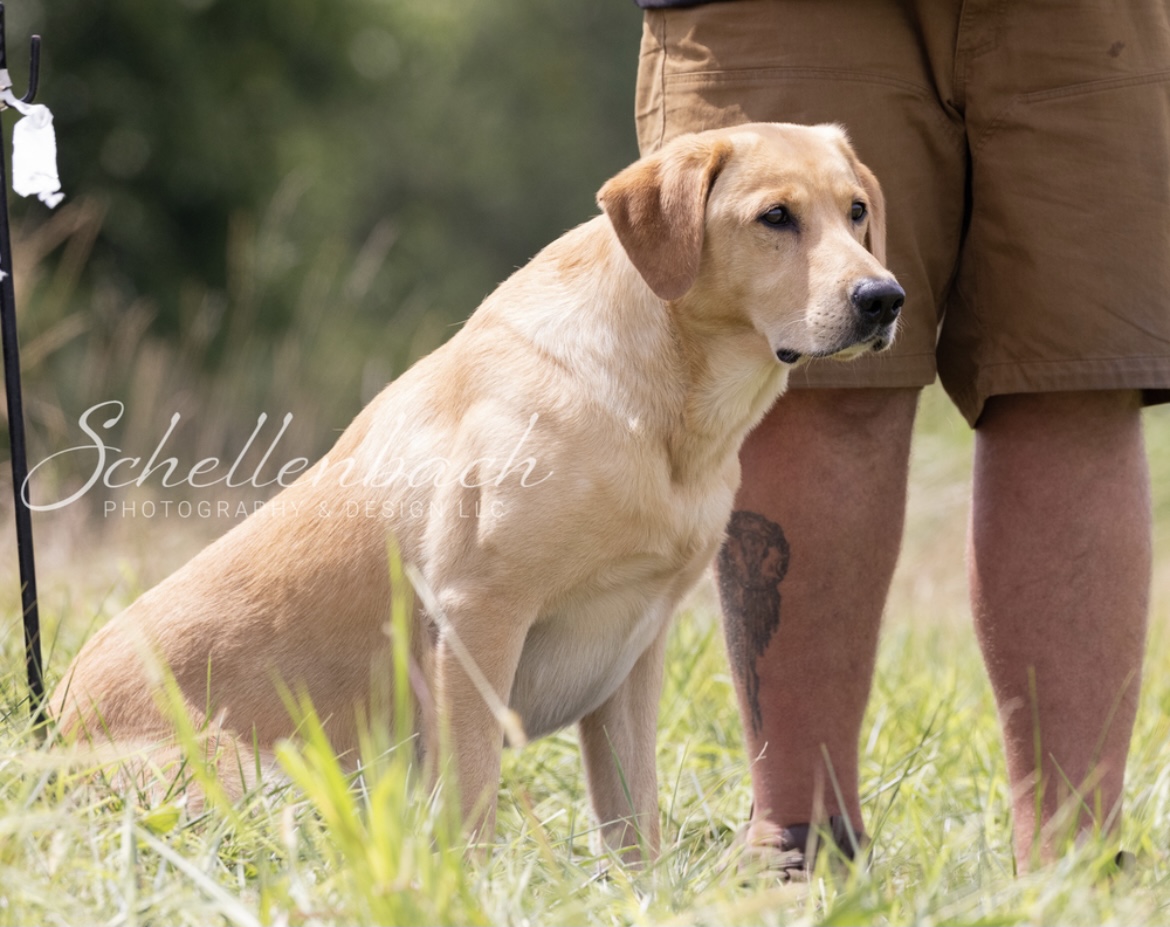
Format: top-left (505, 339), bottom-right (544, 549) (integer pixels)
top-left (52, 123), bottom-right (901, 858)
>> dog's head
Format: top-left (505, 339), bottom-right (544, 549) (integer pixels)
top-left (598, 123), bottom-right (901, 366)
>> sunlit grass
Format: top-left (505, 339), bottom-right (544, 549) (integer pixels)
top-left (2, 604), bottom-right (1169, 925)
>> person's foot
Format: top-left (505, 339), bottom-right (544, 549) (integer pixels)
top-left (737, 815), bottom-right (868, 881)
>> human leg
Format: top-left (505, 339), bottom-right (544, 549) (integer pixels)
top-left (717, 387), bottom-right (918, 850)
top-left (969, 390), bottom-right (1150, 867)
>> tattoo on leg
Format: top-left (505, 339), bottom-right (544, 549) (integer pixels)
top-left (717, 510), bottom-right (791, 735)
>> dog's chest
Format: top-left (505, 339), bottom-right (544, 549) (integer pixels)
top-left (507, 489), bottom-right (729, 740)
top-left (507, 569), bottom-right (678, 740)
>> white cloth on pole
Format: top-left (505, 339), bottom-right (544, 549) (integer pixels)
top-left (0, 69), bottom-right (64, 208)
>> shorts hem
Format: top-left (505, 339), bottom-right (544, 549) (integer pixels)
top-left (785, 352), bottom-right (937, 392)
top-left (944, 357), bottom-right (1170, 427)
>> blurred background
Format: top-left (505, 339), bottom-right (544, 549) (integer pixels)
top-left (1, 0), bottom-right (644, 540)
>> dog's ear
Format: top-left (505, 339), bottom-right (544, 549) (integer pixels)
top-left (836, 137), bottom-right (888, 265)
top-left (598, 136), bottom-right (733, 301)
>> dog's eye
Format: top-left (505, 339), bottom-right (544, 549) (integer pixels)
top-left (760, 205), bottom-right (794, 228)
top-left (851, 201), bottom-right (867, 222)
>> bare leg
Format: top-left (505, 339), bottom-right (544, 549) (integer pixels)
top-left (970, 390), bottom-right (1150, 867)
top-left (718, 387), bottom-right (918, 846)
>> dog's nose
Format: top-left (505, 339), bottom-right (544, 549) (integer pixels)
top-left (852, 278), bottom-right (905, 327)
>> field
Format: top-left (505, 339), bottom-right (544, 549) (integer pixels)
top-left (1, 385), bottom-right (1169, 925)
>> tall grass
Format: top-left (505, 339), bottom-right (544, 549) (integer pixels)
top-left (2, 578), bottom-right (1169, 924)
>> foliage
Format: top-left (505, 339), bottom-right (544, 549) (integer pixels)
top-left (0, 0), bottom-right (643, 487)
top-left (9, 0), bottom-right (642, 363)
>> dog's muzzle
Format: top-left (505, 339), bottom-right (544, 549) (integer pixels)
top-left (775, 278), bottom-right (904, 364)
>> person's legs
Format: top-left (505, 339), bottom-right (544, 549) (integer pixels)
top-left (717, 386), bottom-right (918, 850)
top-left (970, 390), bottom-right (1150, 868)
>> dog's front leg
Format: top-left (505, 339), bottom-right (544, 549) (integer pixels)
top-left (431, 609), bottom-right (529, 848)
top-left (578, 622), bottom-right (669, 864)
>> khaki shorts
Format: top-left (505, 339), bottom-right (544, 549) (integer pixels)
top-left (636, 0), bottom-right (1170, 424)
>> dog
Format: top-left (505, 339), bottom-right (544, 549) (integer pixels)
top-left (51, 122), bottom-right (902, 860)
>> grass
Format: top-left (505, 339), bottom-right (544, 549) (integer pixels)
top-left (0, 386), bottom-right (1168, 925)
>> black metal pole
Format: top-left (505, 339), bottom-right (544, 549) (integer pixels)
top-left (0, 2), bottom-right (45, 725)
